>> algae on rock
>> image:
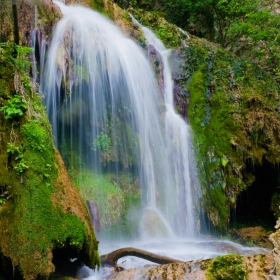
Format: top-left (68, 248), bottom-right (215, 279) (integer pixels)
top-left (0, 43), bottom-right (99, 279)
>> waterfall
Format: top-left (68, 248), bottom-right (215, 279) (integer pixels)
top-left (42, 1), bottom-right (200, 239)
top-left (133, 19), bottom-right (200, 237)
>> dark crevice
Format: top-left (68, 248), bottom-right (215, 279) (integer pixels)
top-left (231, 160), bottom-right (279, 229)
top-left (0, 253), bottom-right (22, 280)
top-left (52, 243), bottom-right (92, 278)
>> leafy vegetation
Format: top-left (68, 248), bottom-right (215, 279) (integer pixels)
top-left (0, 43), bottom-right (32, 71)
top-left (7, 143), bottom-right (29, 173)
top-left (92, 132), bottom-right (112, 153)
top-left (0, 94), bottom-right (27, 119)
top-left (116, 0), bottom-right (280, 82)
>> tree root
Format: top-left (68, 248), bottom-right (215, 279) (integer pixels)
top-left (100, 247), bottom-right (183, 271)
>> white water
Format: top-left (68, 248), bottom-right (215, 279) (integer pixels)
top-left (133, 17), bottom-right (200, 236)
top-left (43, 1), bottom-right (199, 238)
top-left (81, 239), bottom-right (269, 279)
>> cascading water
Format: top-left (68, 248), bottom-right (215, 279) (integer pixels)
top-left (42, 1), bottom-right (200, 240)
top-left (133, 18), bottom-right (200, 237)
top-left (38, 2), bottom-right (271, 278)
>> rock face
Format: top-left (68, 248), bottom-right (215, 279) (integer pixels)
top-left (230, 226), bottom-right (273, 249)
top-left (0, 43), bottom-right (99, 279)
top-left (270, 219), bottom-right (280, 278)
top-left (107, 253), bottom-right (275, 280)
top-left (0, 0), bottom-right (61, 45)
top-left (1, 2), bottom-right (100, 278)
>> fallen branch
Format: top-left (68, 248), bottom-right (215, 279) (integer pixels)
top-left (100, 247), bottom-right (183, 271)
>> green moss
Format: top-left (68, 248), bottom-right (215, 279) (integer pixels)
top-left (206, 255), bottom-right (247, 280)
top-left (22, 121), bottom-right (50, 152)
top-left (271, 192), bottom-right (280, 219)
top-left (179, 35), bottom-right (280, 230)
top-left (91, 0), bottom-right (106, 14)
top-left (74, 171), bottom-right (141, 237)
top-left (0, 43), bottom-right (99, 279)
top-left (129, 9), bottom-right (186, 48)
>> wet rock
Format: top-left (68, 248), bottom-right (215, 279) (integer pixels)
top-left (107, 266), bottom-right (152, 280)
top-left (107, 253), bottom-right (275, 280)
top-left (0, 0), bottom-right (61, 46)
top-left (230, 226), bottom-right (273, 249)
top-left (270, 220), bottom-right (280, 277)
top-left (87, 200), bottom-right (100, 233)
top-left (195, 240), bottom-right (242, 254)
top-left (139, 208), bottom-right (172, 238)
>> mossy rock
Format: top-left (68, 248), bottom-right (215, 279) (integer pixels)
top-left (183, 39), bottom-right (280, 229)
top-left (206, 255), bottom-right (247, 280)
top-left (0, 0), bottom-right (61, 45)
top-left (129, 8), bottom-right (187, 48)
top-left (0, 43), bottom-right (99, 279)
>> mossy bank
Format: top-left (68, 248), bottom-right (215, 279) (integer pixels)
top-left (0, 43), bottom-right (99, 279)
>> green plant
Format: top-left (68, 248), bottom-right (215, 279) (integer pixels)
top-left (246, 239), bottom-right (255, 247)
top-left (14, 158), bottom-right (29, 173)
top-left (0, 42), bottom-right (32, 72)
top-left (112, 0), bottom-right (137, 9)
top-left (0, 95), bottom-right (27, 119)
top-left (7, 142), bottom-right (20, 155)
top-left (7, 143), bottom-right (29, 173)
top-left (92, 132), bottom-right (112, 152)
top-left (21, 75), bottom-right (32, 90)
